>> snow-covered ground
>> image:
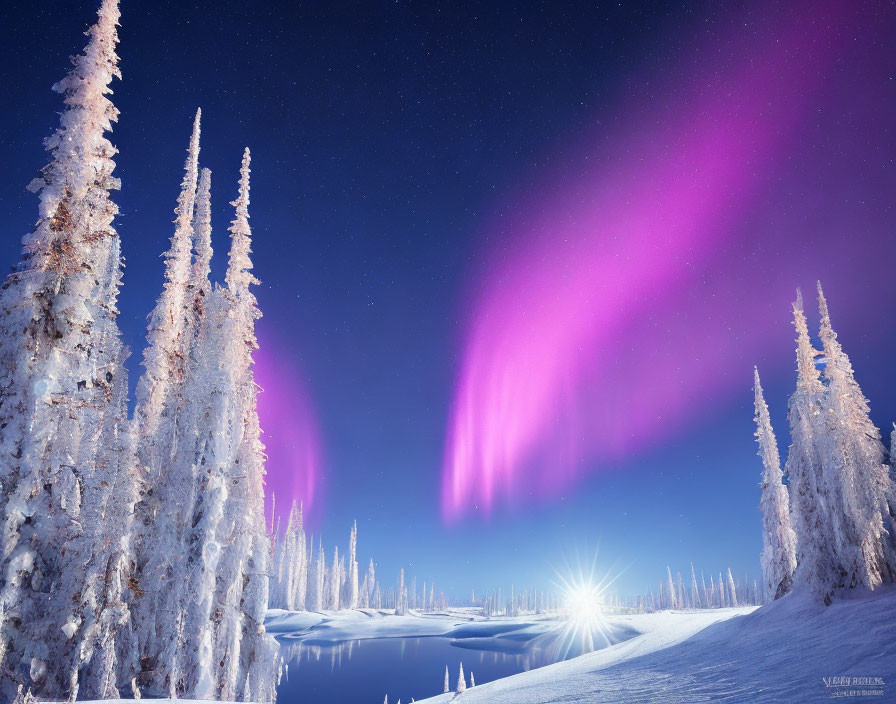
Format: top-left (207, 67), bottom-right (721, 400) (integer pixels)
top-left (417, 587), bottom-right (896, 703)
top-left (73, 591), bottom-right (893, 703)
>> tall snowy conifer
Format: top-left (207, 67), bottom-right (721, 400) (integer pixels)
top-left (889, 426), bottom-right (896, 545)
top-left (154, 165), bottom-right (220, 698)
top-left (676, 572), bottom-right (685, 609)
top-left (0, 0), bottom-right (138, 698)
top-left (349, 521), bottom-right (359, 609)
top-left (753, 367), bottom-right (797, 600)
top-left (205, 148), bottom-right (279, 701)
top-left (367, 558), bottom-right (377, 607)
top-left (293, 504), bottom-right (308, 611)
top-left (134, 108), bottom-right (201, 439)
top-left (313, 540), bottom-right (326, 610)
top-left (130, 110), bottom-right (203, 696)
top-left (665, 566), bottom-right (676, 610)
top-left (329, 546), bottom-right (341, 609)
top-left (785, 289), bottom-right (841, 603)
top-left (726, 568), bottom-right (738, 607)
top-left (167, 167), bottom-right (248, 698)
top-left (690, 564), bottom-right (700, 609)
top-left (814, 283), bottom-right (895, 589)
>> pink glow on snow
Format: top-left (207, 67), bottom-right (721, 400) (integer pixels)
top-left (255, 331), bottom-right (323, 530)
top-left (443, 2), bottom-right (860, 520)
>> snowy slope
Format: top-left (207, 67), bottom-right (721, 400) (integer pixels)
top-left (417, 587), bottom-right (896, 703)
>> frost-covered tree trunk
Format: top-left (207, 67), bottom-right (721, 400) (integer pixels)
top-left (0, 1), bottom-right (139, 699)
top-left (754, 367), bottom-right (797, 601)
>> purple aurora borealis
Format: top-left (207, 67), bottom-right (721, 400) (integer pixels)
top-left (442, 1), bottom-right (894, 520)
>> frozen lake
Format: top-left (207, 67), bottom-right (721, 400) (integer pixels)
top-left (278, 635), bottom-right (555, 703)
top-left (269, 609), bottom-right (640, 703)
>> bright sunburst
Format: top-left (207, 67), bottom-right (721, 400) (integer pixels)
top-left (549, 551), bottom-right (626, 660)
top-left (565, 582), bottom-right (604, 625)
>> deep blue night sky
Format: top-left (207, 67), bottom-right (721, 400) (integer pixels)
top-left (1, 1), bottom-right (894, 601)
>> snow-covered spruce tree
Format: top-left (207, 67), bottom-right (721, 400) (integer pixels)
top-left (204, 148), bottom-right (279, 702)
top-left (270, 519), bottom-right (285, 608)
top-left (313, 539), bottom-right (326, 610)
top-left (443, 666), bottom-right (450, 693)
top-left (0, 0), bottom-right (139, 698)
top-left (785, 289), bottom-right (857, 604)
top-left (292, 504), bottom-right (308, 611)
top-left (163, 171), bottom-right (252, 700)
top-left (272, 501), bottom-right (306, 610)
top-left (665, 566), bottom-right (676, 610)
top-left (690, 564), bottom-right (700, 609)
top-left (396, 569), bottom-right (408, 615)
top-left (129, 109), bottom-right (202, 696)
top-left (140, 165), bottom-right (221, 699)
top-left (888, 426), bottom-right (896, 550)
top-left (359, 574), bottom-right (370, 608)
top-left (328, 546), bottom-right (341, 609)
top-left (753, 367), bottom-right (797, 601)
top-left (676, 572), bottom-right (685, 609)
top-left (366, 558), bottom-right (376, 606)
top-left (456, 663), bottom-right (466, 693)
top-left (349, 521), bottom-right (359, 609)
top-left (726, 568), bottom-right (738, 607)
top-left (814, 283), bottom-right (896, 588)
